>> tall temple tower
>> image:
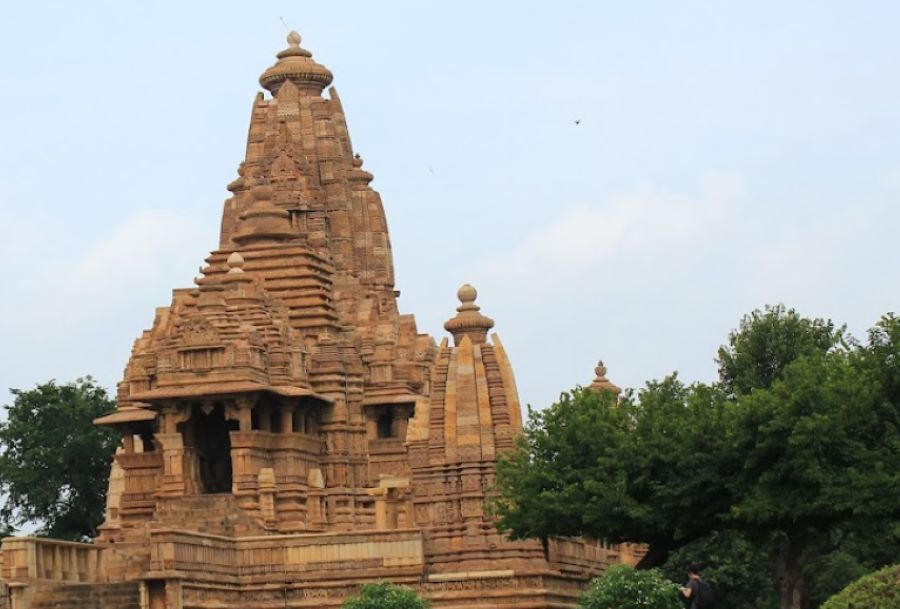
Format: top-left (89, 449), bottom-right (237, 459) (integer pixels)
top-left (0, 33), bottom-right (634, 609)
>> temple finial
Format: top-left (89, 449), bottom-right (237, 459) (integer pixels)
top-left (590, 359), bottom-right (621, 396)
top-left (444, 284), bottom-right (495, 346)
top-left (260, 29), bottom-right (333, 95)
top-left (226, 251), bottom-right (245, 274)
top-left (349, 152), bottom-right (373, 184)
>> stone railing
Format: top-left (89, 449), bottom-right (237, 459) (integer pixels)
top-left (149, 528), bottom-right (424, 582)
top-left (0, 537), bottom-right (104, 584)
top-left (548, 537), bottom-right (618, 577)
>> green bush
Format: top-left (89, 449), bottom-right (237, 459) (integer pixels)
top-left (804, 550), bottom-right (871, 609)
top-left (580, 565), bottom-right (682, 609)
top-left (342, 582), bottom-right (430, 609)
top-left (820, 564), bottom-right (899, 609)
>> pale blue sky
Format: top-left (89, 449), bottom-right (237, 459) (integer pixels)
top-left (1, 1), bottom-right (898, 409)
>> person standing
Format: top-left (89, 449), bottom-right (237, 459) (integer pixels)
top-left (679, 564), bottom-right (714, 609)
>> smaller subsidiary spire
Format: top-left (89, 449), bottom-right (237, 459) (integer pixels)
top-left (444, 284), bottom-right (495, 346)
top-left (349, 153), bottom-right (374, 184)
top-left (231, 184), bottom-right (296, 246)
top-left (590, 360), bottom-right (621, 396)
top-left (222, 251), bottom-right (253, 286)
top-left (259, 30), bottom-right (333, 95)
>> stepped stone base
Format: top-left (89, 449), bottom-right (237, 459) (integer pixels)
top-left (149, 494), bottom-right (267, 537)
top-left (29, 582), bottom-right (140, 609)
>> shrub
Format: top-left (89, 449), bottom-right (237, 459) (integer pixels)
top-left (820, 564), bottom-right (899, 609)
top-left (342, 582), bottom-right (430, 609)
top-left (804, 550), bottom-right (871, 609)
top-left (580, 565), bottom-right (682, 609)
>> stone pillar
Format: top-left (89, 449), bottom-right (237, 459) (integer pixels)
top-left (226, 396), bottom-right (253, 432)
top-left (307, 468), bottom-right (325, 526)
top-left (368, 475), bottom-right (410, 530)
top-left (368, 486), bottom-right (388, 529)
top-left (165, 579), bottom-right (183, 609)
top-left (105, 447), bottom-right (125, 525)
top-left (51, 546), bottom-right (62, 580)
top-left (8, 584), bottom-right (34, 609)
top-left (280, 405), bottom-right (294, 434)
top-left (258, 467), bottom-right (277, 526)
top-left (228, 395), bottom-right (256, 499)
top-left (156, 403), bottom-right (195, 497)
top-left (155, 433), bottom-right (189, 497)
top-left (257, 404), bottom-right (271, 431)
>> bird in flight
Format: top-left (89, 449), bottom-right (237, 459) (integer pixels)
top-left (574, 119), bottom-right (582, 125)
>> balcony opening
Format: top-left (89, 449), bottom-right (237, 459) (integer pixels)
top-left (192, 403), bottom-right (234, 494)
top-left (377, 412), bottom-right (395, 439)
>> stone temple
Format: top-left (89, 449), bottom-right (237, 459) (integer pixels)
top-left (0, 32), bottom-right (639, 609)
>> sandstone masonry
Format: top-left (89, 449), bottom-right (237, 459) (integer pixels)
top-left (0, 32), bottom-right (640, 609)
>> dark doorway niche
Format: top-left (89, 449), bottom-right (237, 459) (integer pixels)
top-left (193, 403), bottom-right (234, 494)
top-left (377, 411), bottom-right (395, 439)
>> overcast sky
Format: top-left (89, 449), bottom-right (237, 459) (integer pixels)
top-left (1, 1), bottom-right (898, 410)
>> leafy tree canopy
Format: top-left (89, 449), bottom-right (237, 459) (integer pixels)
top-left (494, 379), bottom-right (733, 566)
top-left (341, 583), bottom-right (430, 609)
top-left (717, 305), bottom-right (840, 398)
top-left (0, 377), bottom-right (118, 540)
top-left (494, 308), bottom-right (900, 609)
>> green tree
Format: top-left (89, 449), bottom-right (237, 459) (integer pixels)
top-left (0, 377), bottom-right (118, 540)
top-left (724, 348), bottom-right (899, 609)
top-left (494, 307), bottom-right (900, 609)
top-left (342, 583), bottom-right (430, 609)
top-left (579, 565), bottom-right (681, 609)
top-left (494, 381), bottom-right (731, 567)
top-left (716, 305), bottom-right (840, 399)
top-left (493, 387), bottom-right (630, 550)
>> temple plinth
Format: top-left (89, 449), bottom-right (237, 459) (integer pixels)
top-left (0, 31), bottom-right (634, 609)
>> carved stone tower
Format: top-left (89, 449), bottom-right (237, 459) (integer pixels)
top-left (0, 32), bottom-right (635, 609)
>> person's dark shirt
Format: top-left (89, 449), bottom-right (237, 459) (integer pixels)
top-left (685, 579), bottom-right (701, 609)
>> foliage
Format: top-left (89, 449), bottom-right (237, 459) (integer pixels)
top-left (724, 322), bottom-right (899, 608)
top-left (819, 564), bottom-right (900, 609)
top-left (494, 380), bottom-right (733, 566)
top-left (494, 307), bottom-right (900, 609)
top-left (716, 305), bottom-right (840, 398)
top-left (803, 550), bottom-right (870, 609)
top-left (662, 531), bottom-right (778, 609)
top-left (341, 582), bottom-right (430, 609)
top-left (493, 387), bottom-right (629, 544)
top-left (726, 351), bottom-right (894, 530)
top-left (0, 378), bottom-right (118, 539)
top-left (579, 565), bottom-right (681, 609)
